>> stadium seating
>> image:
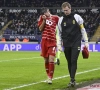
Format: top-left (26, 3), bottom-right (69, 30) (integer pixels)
top-left (0, 0), bottom-right (99, 42)
top-left (0, 0), bottom-right (100, 7)
top-left (1, 8), bottom-right (99, 41)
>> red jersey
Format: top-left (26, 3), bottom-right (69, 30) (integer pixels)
top-left (38, 15), bottom-right (59, 41)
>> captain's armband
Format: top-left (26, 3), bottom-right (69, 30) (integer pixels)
top-left (80, 24), bottom-right (84, 29)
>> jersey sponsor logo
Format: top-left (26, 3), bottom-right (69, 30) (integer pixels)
top-left (63, 22), bottom-right (66, 26)
top-left (46, 20), bottom-right (53, 25)
top-left (73, 20), bottom-right (75, 24)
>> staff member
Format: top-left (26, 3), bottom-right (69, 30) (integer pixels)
top-left (57, 2), bottom-right (88, 87)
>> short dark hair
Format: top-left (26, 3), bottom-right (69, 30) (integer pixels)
top-left (41, 7), bottom-right (49, 14)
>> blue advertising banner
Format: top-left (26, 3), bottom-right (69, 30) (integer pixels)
top-left (0, 43), bottom-right (41, 51)
top-left (0, 43), bottom-right (100, 52)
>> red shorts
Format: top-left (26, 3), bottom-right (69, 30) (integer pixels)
top-left (40, 39), bottom-right (56, 58)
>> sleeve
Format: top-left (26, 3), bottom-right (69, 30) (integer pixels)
top-left (37, 15), bottom-right (43, 27)
top-left (57, 17), bottom-right (63, 46)
top-left (77, 14), bottom-right (84, 25)
top-left (75, 14), bottom-right (88, 46)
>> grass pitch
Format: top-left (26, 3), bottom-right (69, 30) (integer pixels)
top-left (0, 51), bottom-right (100, 90)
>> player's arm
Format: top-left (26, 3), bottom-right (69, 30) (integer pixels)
top-left (38, 15), bottom-right (46, 31)
top-left (77, 15), bottom-right (88, 47)
top-left (39, 19), bottom-right (46, 31)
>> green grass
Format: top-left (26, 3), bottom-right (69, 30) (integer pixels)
top-left (0, 51), bottom-right (100, 90)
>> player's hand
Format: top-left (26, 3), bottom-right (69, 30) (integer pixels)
top-left (42, 15), bottom-right (46, 20)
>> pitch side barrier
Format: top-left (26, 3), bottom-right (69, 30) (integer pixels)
top-left (0, 42), bottom-right (100, 52)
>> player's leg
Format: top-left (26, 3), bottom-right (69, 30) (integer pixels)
top-left (48, 55), bottom-right (55, 84)
top-left (44, 57), bottom-right (49, 77)
top-left (57, 50), bottom-right (61, 60)
top-left (47, 46), bottom-right (56, 84)
top-left (40, 39), bottom-right (50, 79)
top-left (55, 50), bottom-right (61, 65)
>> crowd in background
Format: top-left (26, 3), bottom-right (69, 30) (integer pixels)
top-left (1, 9), bottom-right (99, 41)
top-left (0, 11), bottom-right (8, 30)
top-left (0, 0), bottom-right (100, 41)
top-left (7, 10), bottom-right (40, 35)
top-left (75, 9), bottom-right (100, 38)
top-left (0, 0), bottom-right (100, 7)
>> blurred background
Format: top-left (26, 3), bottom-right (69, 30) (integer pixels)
top-left (0, 0), bottom-right (100, 43)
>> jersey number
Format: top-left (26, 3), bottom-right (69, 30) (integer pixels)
top-left (46, 20), bottom-right (53, 26)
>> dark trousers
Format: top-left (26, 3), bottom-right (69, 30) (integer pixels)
top-left (64, 47), bottom-right (80, 81)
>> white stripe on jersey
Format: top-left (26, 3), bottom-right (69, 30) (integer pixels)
top-left (43, 31), bottom-right (56, 35)
top-left (42, 34), bottom-right (56, 37)
top-left (44, 27), bottom-right (56, 31)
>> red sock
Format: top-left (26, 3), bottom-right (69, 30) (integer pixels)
top-left (45, 62), bottom-right (49, 77)
top-left (49, 62), bottom-right (55, 79)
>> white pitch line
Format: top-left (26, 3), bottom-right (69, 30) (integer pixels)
top-left (0, 55), bottom-right (64, 63)
top-left (4, 68), bottom-right (100, 90)
top-left (0, 57), bottom-right (42, 62)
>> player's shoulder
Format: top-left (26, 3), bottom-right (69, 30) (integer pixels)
top-left (39, 15), bottom-right (42, 19)
top-left (52, 15), bottom-right (59, 18)
top-left (38, 15), bottom-right (42, 18)
top-left (38, 15), bottom-right (42, 21)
